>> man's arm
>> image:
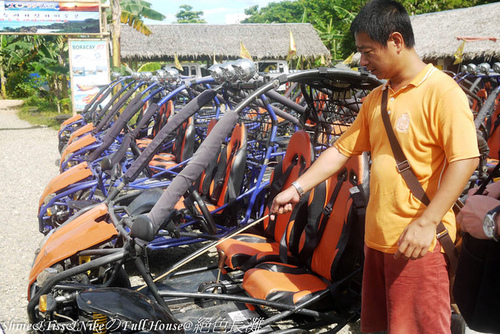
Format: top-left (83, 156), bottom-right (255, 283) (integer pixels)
top-left (270, 145), bottom-right (350, 219)
top-left (458, 195), bottom-right (500, 239)
top-left (395, 157), bottom-right (479, 260)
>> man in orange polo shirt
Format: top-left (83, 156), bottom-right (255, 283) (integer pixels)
top-left (270, 0), bottom-right (479, 333)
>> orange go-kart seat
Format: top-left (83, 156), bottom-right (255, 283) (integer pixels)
top-left (216, 130), bottom-right (313, 270)
top-left (242, 154), bottom-right (367, 308)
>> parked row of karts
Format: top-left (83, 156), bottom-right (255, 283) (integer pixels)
top-left (29, 60), bottom-right (384, 333)
top-left (27, 60), bottom-right (499, 333)
top-left (454, 63), bottom-right (500, 168)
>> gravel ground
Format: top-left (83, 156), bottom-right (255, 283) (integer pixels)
top-left (0, 102), bottom-right (361, 334)
top-left (0, 101), bottom-right (60, 333)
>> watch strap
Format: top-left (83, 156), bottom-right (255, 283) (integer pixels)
top-left (487, 204), bottom-right (500, 215)
top-left (291, 181), bottom-right (305, 198)
top-left (493, 212), bottom-right (499, 241)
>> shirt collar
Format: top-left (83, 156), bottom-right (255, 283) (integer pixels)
top-left (410, 63), bottom-right (436, 87)
top-left (382, 63), bottom-right (436, 92)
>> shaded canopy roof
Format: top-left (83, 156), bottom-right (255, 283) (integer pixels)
top-left (120, 23), bottom-right (330, 62)
top-left (411, 2), bottom-right (500, 62)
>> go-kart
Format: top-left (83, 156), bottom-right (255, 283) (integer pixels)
top-left (28, 68), bottom-right (381, 333)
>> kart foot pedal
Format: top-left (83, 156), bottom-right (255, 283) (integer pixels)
top-left (196, 281), bottom-right (227, 307)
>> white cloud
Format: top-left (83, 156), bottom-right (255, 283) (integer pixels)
top-left (225, 13), bottom-right (251, 24)
top-left (203, 7), bottom-right (231, 15)
top-left (204, 6), bottom-right (247, 24)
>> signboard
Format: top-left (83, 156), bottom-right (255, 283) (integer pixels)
top-left (68, 39), bottom-right (109, 113)
top-left (0, 1), bottom-right (101, 35)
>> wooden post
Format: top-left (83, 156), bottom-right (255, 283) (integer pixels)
top-left (111, 0), bottom-right (121, 69)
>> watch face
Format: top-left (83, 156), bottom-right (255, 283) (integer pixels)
top-left (484, 214), bottom-right (496, 239)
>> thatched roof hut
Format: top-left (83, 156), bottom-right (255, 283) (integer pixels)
top-left (120, 23), bottom-right (330, 63)
top-left (411, 2), bottom-right (500, 69)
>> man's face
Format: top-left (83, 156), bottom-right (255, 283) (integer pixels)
top-left (355, 31), bottom-right (395, 80)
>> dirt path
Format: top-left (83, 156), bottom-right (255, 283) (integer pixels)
top-left (0, 101), bottom-right (60, 333)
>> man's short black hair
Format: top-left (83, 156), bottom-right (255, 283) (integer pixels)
top-left (350, 0), bottom-right (415, 48)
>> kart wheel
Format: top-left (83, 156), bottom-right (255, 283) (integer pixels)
top-left (58, 139), bottom-right (67, 153)
top-left (108, 266), bottom-right (131, 289)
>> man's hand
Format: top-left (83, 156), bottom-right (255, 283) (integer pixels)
top-left (469, 181), bottom-right (500, 198)
top-left (484, 181), bottom-right (500, 199)
top-left (394, 157), bottom-right (480, 260)
top-left (395, 217), bottom-right (437, 260)
top-left (268, 146), bottom-right (350, 221)
top-left (457, 195), bottom-right (499, 239)
top-left (269, 186), bottom-right (301, 221)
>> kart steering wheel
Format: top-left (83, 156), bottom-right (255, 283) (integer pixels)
top-left (185, 186), bottom-right (218, 235)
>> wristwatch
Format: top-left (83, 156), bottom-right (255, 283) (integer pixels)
top-left (291, 181), bottom-right (305, 198)
top-left (483, 204), bottom-right (500, 241)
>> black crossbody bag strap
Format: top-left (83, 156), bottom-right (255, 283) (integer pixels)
top-left (299, 169), bottom-right (347, 265)
top-left (380, 89), bottom-right (458, 274)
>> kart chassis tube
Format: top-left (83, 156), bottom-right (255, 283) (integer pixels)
top-left (158, 290), bottom-right (322, 319)
top-left (27, 249), bottom-right (127, 322)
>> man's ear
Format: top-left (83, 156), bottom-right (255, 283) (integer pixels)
top-left (388, 32), bottom-right (405, 52)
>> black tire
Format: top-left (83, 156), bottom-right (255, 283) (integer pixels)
top-left (58, 138), bottom-right (67, 154)
top-left (126, 188), bottom-right (163, 216)
top-left (108, 265), bottom-right (131, 289)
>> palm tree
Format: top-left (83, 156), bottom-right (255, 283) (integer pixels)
top-left (314, 18), bottom-right (344, 62)
top-left (121, 0), bottom-right (166, 35)
top-left (110, 0), bottom-right (165, 68)
top-left (312, 4), bottom-right (355, 62)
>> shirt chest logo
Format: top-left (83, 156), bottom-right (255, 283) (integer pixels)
top-left (395, 113), bottom-right (410, 133)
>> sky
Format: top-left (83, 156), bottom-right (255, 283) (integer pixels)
top-left (143, 0), bottom-right (275, 25)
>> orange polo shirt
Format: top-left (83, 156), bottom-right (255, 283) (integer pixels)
top-left (335, 64), bottom-right (479, 253)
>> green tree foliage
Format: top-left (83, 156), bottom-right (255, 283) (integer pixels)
top-left (242, 2), bottom-right (304, 23)
top-left (242, 0), bottom-right (362, 62)
top-left (138, 62), bottom-right (162, 72)
top-left (0, 35), bottom-right (68, 105)
top-left (304, 1), bottom-right (360, 61)
top-left (243, 0), bottom-right (499, 62)
top-left (120, 0), bottom-right (165, 36)
top-left (110, 0), bottom-right (165, 68)
top-left (175, 5), bottom-right (207, 23)
top-left (404, 0), bottom-right (496, 15)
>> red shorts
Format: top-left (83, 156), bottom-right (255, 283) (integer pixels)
top-left (361, 245), bottom-right (451, 334)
